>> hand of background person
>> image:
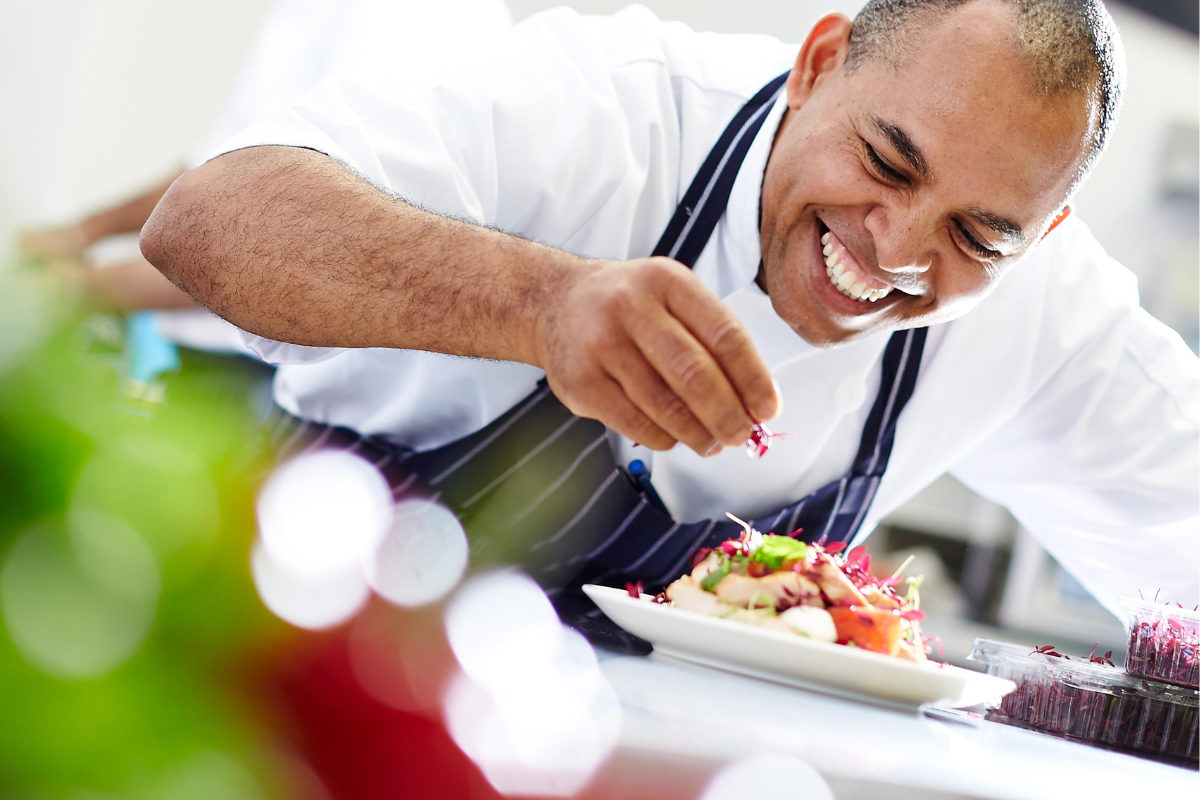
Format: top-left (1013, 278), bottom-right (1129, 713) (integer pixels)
top-left (18, 224), bottom-right (89, 260)
top-left (537, 256), bottom-right (780, 456)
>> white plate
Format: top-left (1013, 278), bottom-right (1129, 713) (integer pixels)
top-left (583, 584), bottom-right (1014, 709)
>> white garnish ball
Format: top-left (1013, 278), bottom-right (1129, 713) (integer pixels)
top-left (780, 606), bottom-right (838, 642)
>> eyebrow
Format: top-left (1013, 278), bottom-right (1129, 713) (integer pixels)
top-left (965, 207), bottom-right (1025, 244)
top-left (868, 114), bottom-right (1026, 245)
top-left (869, 115), bottom-right (932, 182)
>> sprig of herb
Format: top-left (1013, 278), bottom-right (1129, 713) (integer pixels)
top-left (701, 557), bottom-right (731, 591)
top-left (751, 534), bottom-right (808, 570)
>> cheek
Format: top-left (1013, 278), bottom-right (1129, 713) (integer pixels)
top-left (927, 259), bottom-right (1004, 319)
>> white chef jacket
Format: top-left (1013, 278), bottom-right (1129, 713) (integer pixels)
top-left (211, 5), bottom-right (1200, 611)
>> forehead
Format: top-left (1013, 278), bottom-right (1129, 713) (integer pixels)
top-left (842, 4), bottom-right (1089, 229)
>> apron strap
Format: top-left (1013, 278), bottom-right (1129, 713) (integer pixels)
top-left (653, 73), bottom-right (789, 266)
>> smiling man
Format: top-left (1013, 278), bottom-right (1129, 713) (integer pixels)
top-left (142, 0), bottom-right (1198, 638)
top-left (759, 1), bottom-right (1101, 345)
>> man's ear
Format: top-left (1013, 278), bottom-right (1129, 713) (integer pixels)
top-left (786, 14), bottom-right (853, 109)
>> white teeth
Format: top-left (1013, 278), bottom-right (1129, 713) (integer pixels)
top-left (823, 229), bottom-right (892, 303)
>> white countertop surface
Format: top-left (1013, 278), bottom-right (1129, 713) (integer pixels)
top-left (598, 651), bottom-right (1198, 799)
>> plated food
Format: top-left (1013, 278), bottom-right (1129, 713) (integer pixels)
top-left (630, 515), bottom-right (931, 662)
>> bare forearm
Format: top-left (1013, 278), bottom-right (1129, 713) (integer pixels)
top-left (141, 146), bottom-right (586, 365)
top-left (86, 256), bottom-right (198, 312)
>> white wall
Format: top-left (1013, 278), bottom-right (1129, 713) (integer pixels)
top-left (0, 0), bottom-right (272, 244)
top-left (509, 0), bottom-right (866, 39)
top-left (1071, 4), bottom-right (1199, 348)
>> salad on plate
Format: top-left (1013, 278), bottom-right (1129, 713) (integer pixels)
top-left (630, 514), bottom-right (932, 662)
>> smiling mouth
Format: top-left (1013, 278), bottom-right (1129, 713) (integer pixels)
top-left (818, 222), bottom-right (893, 303)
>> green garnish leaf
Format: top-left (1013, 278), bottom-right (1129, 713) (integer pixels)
top-left (747, 591), bottom-right (777, 613)
top-left (751, 535), bottom-right (808, 570)
top-left (700, 557), bottom-right (731, 591)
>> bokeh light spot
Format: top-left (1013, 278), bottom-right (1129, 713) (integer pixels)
top-left (257, 450), bottom-right (391, 579)
top-left (71, 437), bottom-right (220, 566)
top-left (367, 498), bottom-right (468, 607)
top-left (0, 509), bottom-right (159, 678)
top-left (250, 541), bottom-right (369, 630)
top-left (443, 571), bottom-right (620, 796)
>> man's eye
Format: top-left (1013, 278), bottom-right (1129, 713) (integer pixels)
top-left (864, 142), bottom-right (906, 184)
top-left (956, 221), bottom-right (1001, 259)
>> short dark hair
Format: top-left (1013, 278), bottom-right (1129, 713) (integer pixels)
top-left (845, 0), bottom-right (1125, 190)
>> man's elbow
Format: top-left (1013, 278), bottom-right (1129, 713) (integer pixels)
top-left (139, 169), bottom-right (201, 285)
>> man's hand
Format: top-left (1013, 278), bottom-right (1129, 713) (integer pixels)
top-left (537, 257), bottom-right (780, 456)
top-left (19, 224), bottom-right (88, 260)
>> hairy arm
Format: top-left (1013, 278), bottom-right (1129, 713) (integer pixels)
top-left (143, 146), bottom-right (563, 360)
top-left (142, 145), bottom-right (779, 454)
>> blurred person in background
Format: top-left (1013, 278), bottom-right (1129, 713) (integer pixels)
top-left (18, 0), bottom-right (513, 357)
top-left (142, 0), bottom-right (1199, 642)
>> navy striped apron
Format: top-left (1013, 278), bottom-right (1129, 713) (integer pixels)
top-left (268, 73), bottom-right (928, 652)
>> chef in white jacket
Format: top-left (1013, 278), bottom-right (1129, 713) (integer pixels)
top-left (142, 1), bottom-right (1200, 613)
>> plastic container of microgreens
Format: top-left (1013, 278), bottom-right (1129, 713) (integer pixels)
top-left (1120, 598), bottom-right (1200, 689)
top-left (969, 638), bottom-right (1198, 764)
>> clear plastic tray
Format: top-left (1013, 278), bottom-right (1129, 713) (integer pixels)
top-left (969, 638), bottom-right (1198, 764)
top-left (1120, 597), bottom-right (1199, 689)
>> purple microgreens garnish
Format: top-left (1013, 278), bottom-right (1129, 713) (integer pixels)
top-left (745, 422), bottom-right (800, 459)
top-left (1031, 645), bottom-right (1068, 659)
top-left (625, 580), bottom-right (644, 599)
top-left (925, 635), bottom-right (945, 660)
top-left (1086, 643), bottom-right (1117, 668)
top-left (846, 545), bottom-right (871, 572)
top-left (1125, 597), bottom-right (1199, 687)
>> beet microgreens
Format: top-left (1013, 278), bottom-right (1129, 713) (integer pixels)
top-left (744, 423), bottom-right (800, 458)
top-left (1087, 643), bottom-right (1117, 668)
top-left (1027, 643), bottom-right (1117, 668)
top-left (1125, 596), bottom-right (1199, 688)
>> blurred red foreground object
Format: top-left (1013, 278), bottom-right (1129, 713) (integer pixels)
top-left (245, 619), bottom-right (721, 800)
top-left (253, 628), bottom-right (495, 800)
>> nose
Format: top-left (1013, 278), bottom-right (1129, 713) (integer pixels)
top-left (864, 206), bottom-right (932, 276)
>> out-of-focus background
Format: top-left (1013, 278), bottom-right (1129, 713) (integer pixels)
top-left (0, 1), bottom-right (1196, 798)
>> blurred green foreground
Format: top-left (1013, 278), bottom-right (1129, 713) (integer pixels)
top-left (0, 267), bottom-right (295, 799)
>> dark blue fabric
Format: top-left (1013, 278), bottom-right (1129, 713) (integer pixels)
top-left (652, 73), bottom-right (789, 265)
